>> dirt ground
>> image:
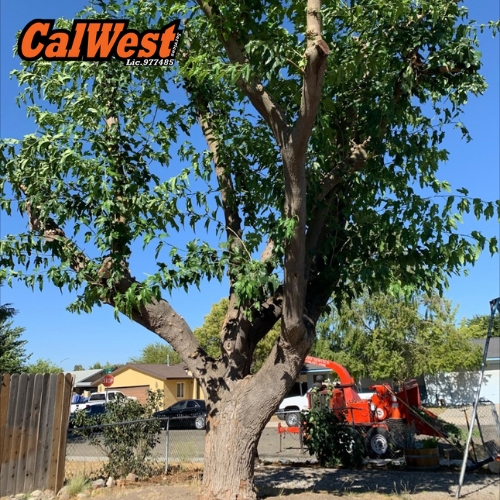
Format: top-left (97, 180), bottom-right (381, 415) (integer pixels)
top-left (93, 465), bottom-right (500, 500)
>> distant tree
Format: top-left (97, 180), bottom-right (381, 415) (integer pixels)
top-left (312, 293), bottom-right (482, 386)
top-left (88, 361), bottom-right (123, 371)
top-left (0, 303), bottom-right (31, 373)
top-left (73, 364), bottom-right (85, 371)
top-left (26, 358), bottom-right (63, 374)
top-left (193, 299), bottom-right (280, 372)
top-left (459, 313), bottom-right (500, 338)
top-left (129, 342), bottom-right (182, 365)
top-left (88, 362), bottom-right (104, 370)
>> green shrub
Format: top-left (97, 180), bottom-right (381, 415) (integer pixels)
top-left (301, 406), bottom-right (365, 468)
top-left (421, 437), bottom-right (439, 449)
top-left (72, 389), bottom-right (163, 478)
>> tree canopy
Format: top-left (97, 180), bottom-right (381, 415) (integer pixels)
top-left (459, 313), bottom-right (500, 338)
top-left (129, 341), bottom-right (182, 365)
top-left (88, 361), bottom-right (123, 371)
top-left (25, 358), bottom-right (63, 374)
top-left (0, 0), bottom-right (498, 498)
top-left (0, 303), bottom-right (30, 373)
top-left (312, 292), bottom-right (482, 385)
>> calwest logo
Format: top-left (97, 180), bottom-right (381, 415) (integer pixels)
top-left (18, 19), bottom-right (182, 64)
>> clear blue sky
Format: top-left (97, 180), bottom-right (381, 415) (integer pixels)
top-left (1, 1), bottom-right (499, 372)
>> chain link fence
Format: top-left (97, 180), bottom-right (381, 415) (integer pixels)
top-left (65, 401), bottom-right (499, 480)
top-left (65, 416), bottom-right (205, 480)
top-left (428, 399), bottom-right (500, 462)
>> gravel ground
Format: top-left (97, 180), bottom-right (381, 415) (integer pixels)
top-left (92, 465), bottom-right (500, 500)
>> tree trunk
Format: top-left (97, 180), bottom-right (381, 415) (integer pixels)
top-left (199, 342), bottom-right (309, 500)
top-left (201, 404), bottom-right (263, 500)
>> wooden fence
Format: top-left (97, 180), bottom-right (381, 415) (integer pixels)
top-left (0, 373), bottom-right (72, 497)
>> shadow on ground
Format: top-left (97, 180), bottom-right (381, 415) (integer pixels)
top-left (254, 466), bottom-right (500, 498)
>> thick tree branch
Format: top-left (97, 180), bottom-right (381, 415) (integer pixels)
top-left (20, 185), bottom-right (212, 382)
top-left (20, 184), bottom-right (88, 275)
top-left (195, 0), bottom-right (290, 146)
top-left (247, 291), bottom-right (283, 348)
top-left (279, 0), bottom-right (328, 350)
top-left (316, 138), bottom-right (370, 203)
top-left (192, 96), bottom-right (244, 257)
top-left (291, 0), bottom-right (330, 160)
top-left (111, 278), bottom-right (210, 380)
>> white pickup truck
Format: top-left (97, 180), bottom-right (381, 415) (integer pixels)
top-left (70, 391), bottom-right (136, 413)
top-left (276, 391), bottom-right (311, 426)
top-left (277, 388), bottom-right (375, 426)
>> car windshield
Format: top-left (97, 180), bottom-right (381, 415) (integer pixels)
top-left (169, 401), bottom-right (187, 411)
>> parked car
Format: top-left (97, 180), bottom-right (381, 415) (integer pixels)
top-left (70, 390), bottom-right (136, 413)
top-left (153, 399), bottom-right (206, 430)
top-left (68, 403), bottom-right (107, 430)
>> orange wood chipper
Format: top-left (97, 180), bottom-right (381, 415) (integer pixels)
top-left (280, 356), bottom-right (448, 458)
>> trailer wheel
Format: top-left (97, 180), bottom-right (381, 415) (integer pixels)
top-left (365, 428), bottom-right (390, 458)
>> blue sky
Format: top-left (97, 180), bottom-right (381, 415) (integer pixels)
top-left (0, 1), bottom-right (499, 372)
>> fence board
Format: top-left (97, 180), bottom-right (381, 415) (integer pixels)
top-left (6, 373), bottom-right (25, 496)
top-left (0, 373), bottom-right (71, 497)
top-left (0, 374), bottom-right (11, 495)
top-left (15, 373), bottom-right (36, 493)
top-left (48, 374), bottom-right (71, 492)
top-left (23, 374), bottom-right (44, 493)
top-left (33, 374), bottom-right (57, 489)
top-left (55, 374), bottom-right (72, 491)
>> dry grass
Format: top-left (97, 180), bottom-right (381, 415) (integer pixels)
top-left (65, 474), bottom-right (91, 496)
top-left (65, 460), bottom-right (107, 480)
top-left (65, 460), bottom-right (202, 483)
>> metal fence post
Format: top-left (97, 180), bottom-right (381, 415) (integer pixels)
top-left (165, 419), bottom-right (170, 474)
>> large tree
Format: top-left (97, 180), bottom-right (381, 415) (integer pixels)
top-left (312, 293), bottom-right (482, 386)
top-left (25, 358), bottom-right (63, 374)
top-left (459, 313), bottom-right (500, 338)
top-left (0, 1), bottom-right (498, 498)
top-left (0, 303), bottom-right (30, 373)
top-left (129, 341), bottom-right (182, 365)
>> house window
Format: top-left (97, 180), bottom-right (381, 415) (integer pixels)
top-left (176, 383), bottom-right (184, 398)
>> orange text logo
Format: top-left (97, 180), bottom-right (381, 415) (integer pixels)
top-left (18, 19), bottom-right (182, 62)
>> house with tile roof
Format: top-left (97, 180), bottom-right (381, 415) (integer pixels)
top-left (96, 363), bottom-right (201, 408)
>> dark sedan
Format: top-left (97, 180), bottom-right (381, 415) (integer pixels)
top-left (153, 399), bottom-right (206, 430)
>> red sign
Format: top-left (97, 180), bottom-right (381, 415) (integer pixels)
top-left (102, 374), bottom-right (114, 387)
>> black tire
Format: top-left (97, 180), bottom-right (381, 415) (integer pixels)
top-left (365, 427), bottom-right (391, 458)
top-left (194, 415), bottom-right (206, 430)
top-left (285, 411), bottom-right (300, 427)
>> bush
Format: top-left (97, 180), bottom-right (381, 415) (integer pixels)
top-left (72, 389), bottom-right (163, 478)
top-left (301, 405), bottom-right (365, 468)
top-left (421, 437), bottom-right (439, 449)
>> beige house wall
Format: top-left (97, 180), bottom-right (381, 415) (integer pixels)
top-left (164, 379), bottom-right (195, 407)
top-left (97, 369), bottom-right (163, 393)
top-left (96, 367), bottom-right (206, 409)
